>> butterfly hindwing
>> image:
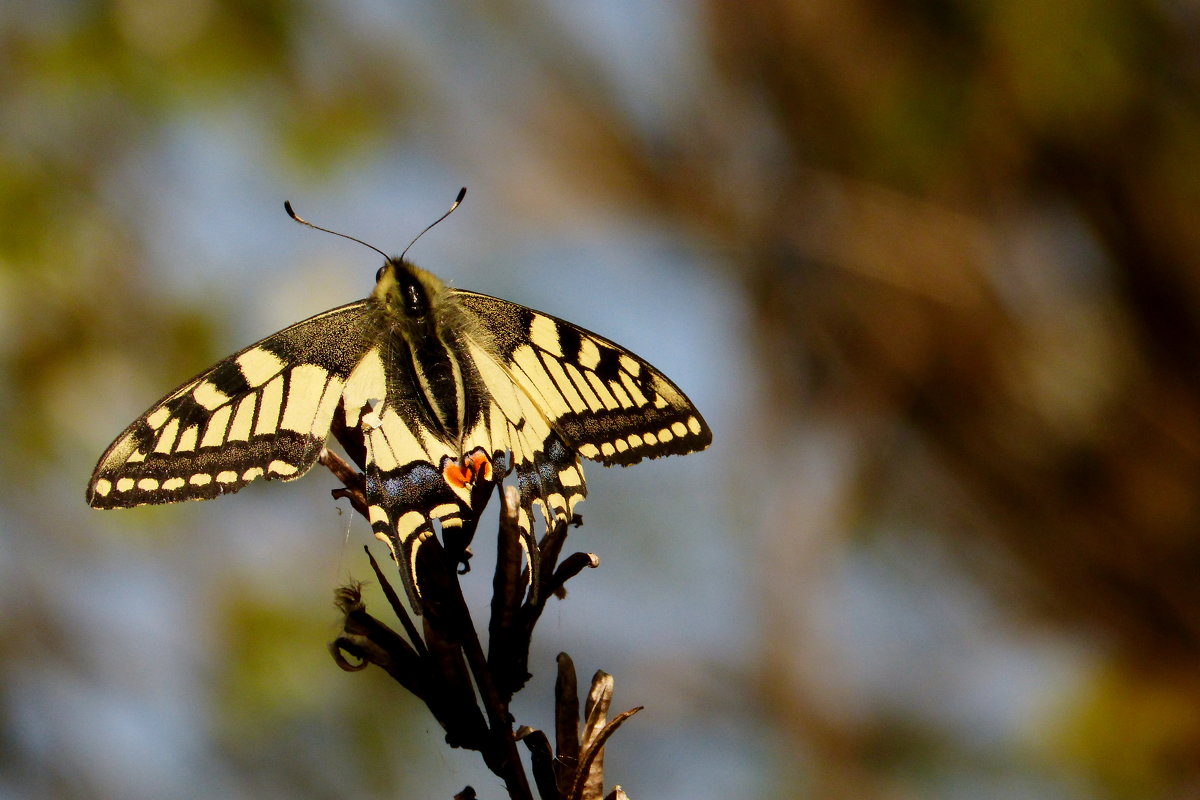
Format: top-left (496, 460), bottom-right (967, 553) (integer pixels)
top-left (350, 337), bottom-right (586, 604)
top-left (454, 290), bottom-right (712, 467)
top-left (87, 302), bottom-right (376, 508)
top-left (341, 346), bottom-right (501, 602)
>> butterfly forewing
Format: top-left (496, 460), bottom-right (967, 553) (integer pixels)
top-left (87, 302), bottom-right (376, 508)
top-left (453, 291), bottom-right (712, 466)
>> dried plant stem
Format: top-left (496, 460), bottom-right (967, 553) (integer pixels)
top-left (322, 446), bottom-right (633, 800)
top-left (455, 584), bottom-right (534, 800)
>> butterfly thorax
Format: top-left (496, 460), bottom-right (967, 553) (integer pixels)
top-left (371, 259), bottom-right (476, 448)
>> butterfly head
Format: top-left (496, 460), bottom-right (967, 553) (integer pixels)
top-left (372, 258), bottom-right (449, 323)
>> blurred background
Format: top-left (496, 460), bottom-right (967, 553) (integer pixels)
top-left (3, 0), bottom-right (1200, 797)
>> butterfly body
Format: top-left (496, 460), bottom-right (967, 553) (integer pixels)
top-left (88, 253), bottom-right (711, 605)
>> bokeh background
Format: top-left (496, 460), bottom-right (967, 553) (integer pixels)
top-left (4, 1), bottom-right (1200, 798)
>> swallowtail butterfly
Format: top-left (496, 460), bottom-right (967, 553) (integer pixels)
top-left (87, 191), bottom-right (711, 606)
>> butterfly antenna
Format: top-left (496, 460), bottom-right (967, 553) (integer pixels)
top-left (400, 187), bottom-right (467, 263)
top-left (283, 201), bottom-right (391, 262)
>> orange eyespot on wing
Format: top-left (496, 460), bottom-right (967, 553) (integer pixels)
top-left (442, 449), bottom-right (493, 489)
